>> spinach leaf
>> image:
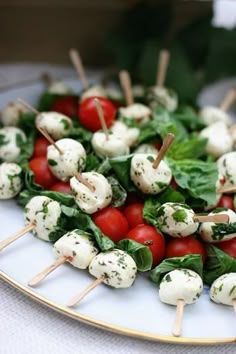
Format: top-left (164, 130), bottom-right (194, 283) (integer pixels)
top-left (150, 254), bottom-right (203, 286)
top-left (168, 136), bottom-right (207, 160)
top-left (118, 239), bottom-right (153, 272)
top-left (109, 154), bottom-right (136, 192)
top-left (107, 176), bottom-right (127, 207)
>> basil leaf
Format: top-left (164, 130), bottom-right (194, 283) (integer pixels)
top-left (85, 153), bottom-right (100, 172)
top-left (172, 106), bottom-right (206, 132)
top-left (37, 92), bottom-right (64, 111)
top-left (109, 154), bottom-right (136, 192)
top-left (118, 239), bottom-right (153, 272)
top-left (168, 137), bottom-right (207, 160)
top-left (107, 176), bottom-right (127, 207)
top-left (48, 215), bottom-right (68, 242)
top-left (15, 132), bottom-right (35, 166)
top-left (143, 197), bottom-right (161, 228)
top-left (18, 112), bottom-right (36, 133)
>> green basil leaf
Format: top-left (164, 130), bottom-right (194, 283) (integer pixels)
top-left (107, 176), bottom-right (127, 207)
top-left (109, 154), bottom-right (136, 192)
top-left (168, 137), bottom-right (207, 160)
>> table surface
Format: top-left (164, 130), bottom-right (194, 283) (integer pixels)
top-left (0, 64), bottom-right (235, 354)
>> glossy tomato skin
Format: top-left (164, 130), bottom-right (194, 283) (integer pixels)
top-left (126, 224), bottom-right (165, 266)
top-left (217, 195), bottom-right (234, 210)
top-left (92, 207), bottom-right (129, 243)
top-left (166, 236), bottom-right (206, 263)
top-left (33, 136), bottom-right (50, 158)
top-left (78, 97), bottom-right (116, 132)
top-left (124, 203), bottom-right (145, 229)
top-left (50, 182), bottom-right (71, 194)
top-left (29, 157), bottom-right (58, 189)
top-left (215, 238), bottom-right (236, 258)
top-left (51, 96), bottom-right (78, 119)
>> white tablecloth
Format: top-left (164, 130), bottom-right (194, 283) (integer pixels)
top-left (0, 64), bottom-right (235, 354)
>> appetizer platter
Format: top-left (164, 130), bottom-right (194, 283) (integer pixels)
top-left (0, 50), bottom-right (236, 344)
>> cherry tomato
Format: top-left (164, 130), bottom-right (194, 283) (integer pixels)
top-left (126, 224), bottom-right (165, 266)
top-left (125, 192), bottom-right (142, 205)
top-left (215, 238), bottom-right (236, 258)
top-left (217, 195), bottom-right (234, 210)
top-left (50, 182), bottom-right (71, 194)
top-left (124, 203), bottom-right (145, 229)
top-left (29, 157), bottom-right (58, 189)
top-left (165, 236), bottom-right (206, 262)
top-left (33, 136), bottom-right (50, 158)
top-left (51, 96), bottom-right (78, 118)
top-left (79, 97), bottom-right (116, 132)
top-left (170, 178), bottom-right (178, 190)
top-left (152, 142), bottom-right (162, 150)
top-left (92, 207), bottom-right (129, 243)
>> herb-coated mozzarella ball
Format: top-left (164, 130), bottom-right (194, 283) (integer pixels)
top-left (1, 101), bottom-right (27, 126)
top-left (200, 106), bottom-right (232, 127)
top-left (119, 103), bottom-right (151, 125)
top-left (0, 162), bottom-right (22, 199)
top-left (199, 122), bottom-right (233, 159)
top-left (36, 112), bottom-right (73, 140)
top-left (24, 196), bottom-right (62, 242)
top-left (134, 144), bottom-right (158, 154)
top-left (0, 127), bottom-right (26, 162)
top-left (199, 208), bottom-right (236, 243)
top-left (110, 121), bottom-right (139, 147)
top-left (47, 81), bottom-right (72, 95)
top-left (130, 153), bottom-right (172, 194)
top-left (47, 138), bottom-right (86, 181)
top-left (217, 152), bottom-right (236, 192)
top-left (53, 229), bottom-right (99, 269)
top-left (89, 249), bottom-right (137, 288)
top-left (159, 269), bottom-right (203, 305)
top-left (70, 172), bottom-right (112, 214)
top-left (156, 203), bottom-right (199, 237)
top-left (147, 86), bottom-right (178, 112)
top-left (92, 131), bottom-right (129, 158)
top-left (80, 85), bottom-right (107, 102)
top-left (210, 273), bottom-right (236, 306)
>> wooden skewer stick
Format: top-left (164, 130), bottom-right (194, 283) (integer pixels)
top-left (0, 223), bottom-right (35, 252)
top-left (37, 126), bottom-right (63, 155)
top-left (69, 48), bottom-right (89, 90)
top-left (67, 275), bottom-right (106, 307)
top-left (94, 98), bottom-right (109, 140)
top-left (119, 70), bottom-right (134, 106)
top-left (219, 89), bottom-right (236, 112)
top-left (172, 299), bottom-right (185, 337)
top-left (17, 98), bottom-right (40, 115)
top-left (193, 214), bottom-right (229, 223)
top-left (217, 185), bottom-right (236, 194)
top-left (75, 172), bottom-right (95, 192)
top-left (233, 299), bottom-right (236, 314)
top-left (28, 255), bottom-right (70, 287)
top-left (156, 49), bottom-right (170, 87)
top-left (152, 133), bottom-right (175, 169)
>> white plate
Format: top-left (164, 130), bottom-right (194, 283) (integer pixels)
top-left (0, 80), bottom-right (235, 345)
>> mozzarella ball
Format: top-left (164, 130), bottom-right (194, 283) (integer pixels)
top-left (80, 85), bottom-right (107, 102)
top-left (200, 106), bottom-right (232, 127)
top-left (92, 131), bottom-right (129, 158)
top-left (210, 273), bottom-right (236, 306)
top-left (47, 81), bottom-right (72, 95)
top-left (89, 249), bottom-right (137, 288)
top-left (159, 269), bottom-right (203, 305)
top-left (199, 122), bottom-right (233, 159)
top-left (0, 162), bottom-right (22, 199)
top-left (157, 202), bottom-right (199, 237)
top-left (130, 153), bottom-right (172, 194)
top-left (217, 152), bottom-right (236, 192)
top-left (53, 229), bottom-right (99, 269)
top-left (199, 208), bottom-right (236, 243)
top-left (147, 86), bottom-right (178, 112)
top-left (106, 86), bottom-right (123, 101)
top-left (70, 172), bottom-right (112, 214)
top-left (24, 196), bottom-right (62, 242)
top-left (47, 138), bottom-right (86, 181)
top-left (134, 144), bottom-right (158, 155)
top-left (36, 112), bottom-right (73, 140)
top-left (119, 103), bottom-right (151, 125)
top-left (0, 127), bottom-right (26, 162)
top-left (1, 101), bottom-right (28, 126)
top-left (110, 121), bottom-right (139, 147)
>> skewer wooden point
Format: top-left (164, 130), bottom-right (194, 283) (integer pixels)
top-left (219, 89), bottom-right (236, 112)
top-left (94, 98), bottom-right (109, 140)
top-left (69, 48), bottom-right (89, 90)
top-left (0, 223), bottom-right (35, 252)
top-left (156, 49), bottom-right (170, 87)
top-left (37, 126), bottom-right (63, 155)
top-left (152, 133), bottom-right (175, 169)
top-left (28, 255), bottom-right (70, 287)
top-left (75, 172), bottom-right (95, 192)
top-left (172, 299), bottom-right (185, 337)
top-left (193, 214), bottom-right (229, 223)
top-left (217, 185), bottom-right (236, 194)
top-left (17, 98), bottom-right (40, 115)
top-left (67, 275), bottom-right (106, 307)
top-left (119, 70), bottom-right (134, 106)
top-left (233, 299), bottom-right (236, 314)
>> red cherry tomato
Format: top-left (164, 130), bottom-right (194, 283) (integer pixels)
top-left (79, 97), bottom-right (116, 132)
top-left (29, 157), bottom-right (58, 189)
top-left (152, 142), bottom-right (162, 150)
top-left (215, 238), bottom-right (236, 258)
top-left (170, 178), bottom-right (178, 190)
top-left (51, 96), bottom-right (78, 118)
top-left (125, 192), bottom-right (142, 205)
top-left (217, 195), bottom-right (234, 210)
top-left (92, 207), bottom-right (129, 243)
top-left (126, 224), bottom-right (165, 266)
top-left (50, 182), bottom-right (71, 194)
top-left (33, 136), bottom-right (50, 158)
top-left (124, 203), bottom-right (145, 229)
top-left (165, 236), bottom-right (206, 263)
